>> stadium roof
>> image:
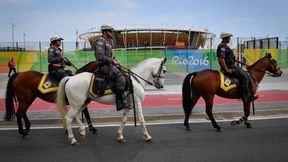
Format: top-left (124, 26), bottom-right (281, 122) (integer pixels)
top-left (79, 25), bottom-right (215, 41)
top-left (79, 25), bottom-right (216, 49)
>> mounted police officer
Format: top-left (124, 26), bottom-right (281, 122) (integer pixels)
top-left (94, 25), bottom-right (128, 111)
top-left (48, 35), bottom-right (72, 82)
top-left (217, 32), bottom-right (257, 103)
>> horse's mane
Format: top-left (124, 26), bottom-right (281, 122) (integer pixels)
top-left (77, 61), bottom-right (97, 72)
top-left (248, 55), bottom-right (268, 68)
top-left (131, 58), bottom-right (161, 71)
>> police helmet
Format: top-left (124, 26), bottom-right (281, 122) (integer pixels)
top-left (220, 32), bottom-right (233, 39)
top-left (101, 24), bottom-right (113, 32)
top-left (50, 34), bottom-right (64, 42)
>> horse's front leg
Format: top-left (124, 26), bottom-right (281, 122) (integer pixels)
top-left (117, 108), bottom-right (130, 142)
top-left (231, 102), bottom-right (252, 128)
top-left (135, 102), bottom-right (152, 142)
top-left (243, 102), bottom-right (252, 128)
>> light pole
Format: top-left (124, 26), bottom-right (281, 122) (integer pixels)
top-left (286, 37), bottom-right (288, 50)
top-left (23, 32), bottom-right (26, 49)
top-left (10, 23), bottom-right (16, 47)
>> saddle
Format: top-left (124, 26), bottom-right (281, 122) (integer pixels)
top-left (37, 74), bottom-right (59, 94)
top-left (218, 67), bottom-right (255, 92)
top-left (88, 71), bottom-right (130, 98)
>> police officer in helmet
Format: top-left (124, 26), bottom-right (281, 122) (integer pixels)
top-left (217, 32), bottom-right (257, 103)
top-left (94, 25), bottom-right (128, 111)
top-left (48, 35), bottom-right (72, 82)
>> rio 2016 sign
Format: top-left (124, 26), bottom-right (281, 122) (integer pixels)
top-left (167, 50), bottom-right (210, 72)
top-left (172, 56), bottom-right (209, 66)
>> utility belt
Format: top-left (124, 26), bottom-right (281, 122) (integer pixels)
top-left (49, 64), bottom-right (64, 71)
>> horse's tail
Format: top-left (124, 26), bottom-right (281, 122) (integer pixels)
top-left (56, 77), bottom-right (70, 129)
top-left (5, 73), bottom-right (19, 121)
top-left (182, 72), bottom-right (196, 116)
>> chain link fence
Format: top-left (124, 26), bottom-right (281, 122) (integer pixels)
top-left (0, 37), bottom-right (287, 73)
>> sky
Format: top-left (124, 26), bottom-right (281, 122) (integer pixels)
top-left (0, 0), bottom-right (288, 42)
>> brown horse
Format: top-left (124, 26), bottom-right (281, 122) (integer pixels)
top-left (182, 53), bottom-right (282, 131)
top-left (5, 61), bottom-right (99, 138)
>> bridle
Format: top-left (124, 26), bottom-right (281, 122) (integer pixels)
top-left (250, 57), bottom-right (278, 75)
top-left (152, 60), bottom-right (166, 81)
top-left (248, 57), bottom-right (279, 88)
top-left (120, 59), bottom-right (166, 87)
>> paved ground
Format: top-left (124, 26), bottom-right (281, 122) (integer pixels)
top-left (0, 68), bottom-right (287, 127)
top-left (0, 118), bottom-right (288, 162)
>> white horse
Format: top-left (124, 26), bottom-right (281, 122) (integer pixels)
top-left (56, 57), bottom-right (167, 145)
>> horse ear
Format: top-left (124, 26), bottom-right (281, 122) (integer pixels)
top-left (266, 53), bottom-right (272, 58)
top-left (163, 57), bottom-right (167, 63)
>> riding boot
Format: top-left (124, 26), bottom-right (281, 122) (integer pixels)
top-left (115, 89), bottom-right (128, 111)
top-left (242, 85), bottom-right (257, 103)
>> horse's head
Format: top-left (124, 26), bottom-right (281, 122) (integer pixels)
top-left (265, 53), bottom-right (282, 77)
top-left (151, 57), bottom-right (167, 89)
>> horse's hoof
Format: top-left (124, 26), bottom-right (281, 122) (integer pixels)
top-left (117, 138), bottom-right (127, 143)
top-left (185, 127), bottom-right (191, 131)
top-left (89, 128), bottom-right (98, 134)
top-left (71, 141), bottom-right (80, 146)
top-left (116, 133), bottom-right (125, 142)
top-left (245, 122), bottom-right (252, 128)
top-left (231, 120), bottom-right (239, 126)
top-left (145, 138), bottom-right (152, 142)
top-left (217, 128), bottom-right (223, 132)
top-left (23, 134), bottom-right (31, 139)
top-left (80, 134), bottom-right (86, 140)
top-left (69, 138), bottom-right (79, 145)
top-left (143, 134), bottom-right (152, 142)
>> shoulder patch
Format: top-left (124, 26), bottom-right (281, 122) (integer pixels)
top-left (97, 41), bottom-right (104, 46)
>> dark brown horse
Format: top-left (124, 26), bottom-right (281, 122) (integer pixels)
top-left (5, 61), bottom-right (99, 138)
top-left (182, 53), bottom-right (282, 131)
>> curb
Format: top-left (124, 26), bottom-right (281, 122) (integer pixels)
top-left (1, 108), bottom-right (287, 128)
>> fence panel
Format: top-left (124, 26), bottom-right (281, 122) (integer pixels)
top-left (0, 38), bottom-right (287, 73)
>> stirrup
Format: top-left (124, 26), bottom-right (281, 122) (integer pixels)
top-left (116, 101), bottom-right (128, 111)
top-left (246, 95), bottom-right (258, 103)
top-left (249, 95), bottom-right (258, 102)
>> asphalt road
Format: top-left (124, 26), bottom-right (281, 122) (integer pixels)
top-left (0, 118), bottom-right (287, 162)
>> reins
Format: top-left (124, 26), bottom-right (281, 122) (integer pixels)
top-left (119, 65), bottom-right (154, 86)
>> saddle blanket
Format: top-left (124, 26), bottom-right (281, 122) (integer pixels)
top-left (88, 74), bottom-right (113, 98)
top-left (218, 71), bottom-right (239, 92)
top-left (38, 74), bottom-right (58, 94)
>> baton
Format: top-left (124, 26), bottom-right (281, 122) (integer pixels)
top-left (64, 57), bottom-right (78, 71)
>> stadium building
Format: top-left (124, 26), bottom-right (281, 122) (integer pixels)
top-left (79, 25), bottom-right (215, 50)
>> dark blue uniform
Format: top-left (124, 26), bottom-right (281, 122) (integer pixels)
top-left (217, 42), bottom-right (255, 102)
top-left (94, 37), bottom-right (126, 91)
top-left (48, 46), bottom-right (71, 81)
top-left (94, 37), bottom-right (128, 111)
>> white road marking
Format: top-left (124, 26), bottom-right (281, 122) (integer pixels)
top-left (1, 115), bottom-right (287, 131)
